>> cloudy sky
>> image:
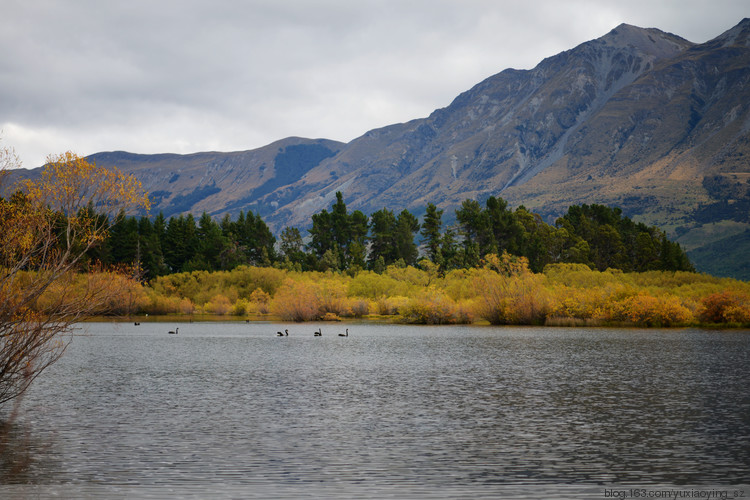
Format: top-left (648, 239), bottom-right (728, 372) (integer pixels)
top-left (1, 0), bottom-right (747, 168)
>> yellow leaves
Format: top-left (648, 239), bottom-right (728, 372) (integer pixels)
top-left (204, 294), bottom-right (233, 315)
top-left (482, 251), bottom-right (531, 276)
top-left (249, 287), bottom-right (271, 305)
top-left (271, 279), bottom-right (322, 322)
top-left (699, 291), bottom-right (750, 324)
top-left (2, 151), bottom-right (150, 273)
top-left (25, 151), bottom-right (149, 217)
top-left (1, 146), bottom-right (154, 405)
top-left (472, 269), bottom-right (551, 325)
top-left (614, 294), bottom-right (693, 327)
top-left (398, 290), bottom-right (473, 324)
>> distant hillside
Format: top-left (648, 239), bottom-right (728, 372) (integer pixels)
top-left (88, 137), bottom-right (345, 220)
top-left (7, 19), bottom-right (750, 279)
top-left (688, 229), bottom-right (750, 280)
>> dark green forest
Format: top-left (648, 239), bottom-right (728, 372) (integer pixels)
top-left (92, 192), bottom-right (693, 280)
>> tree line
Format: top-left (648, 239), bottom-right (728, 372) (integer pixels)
top-left (86, 191), bottom-right (693, 279)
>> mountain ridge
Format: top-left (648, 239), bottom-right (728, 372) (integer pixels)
top-left (7, 19), bottom-right (750, 278)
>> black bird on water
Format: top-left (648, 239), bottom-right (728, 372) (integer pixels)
top-left (314, 328), bottom-right (322, 337)
top-left (338, 329), bottom-right (349, 337)
top-left (277, 329), bottom-right (289, 336)
top-left (168, 327), bottom-right (179, 335)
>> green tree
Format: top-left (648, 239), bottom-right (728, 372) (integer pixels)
top-left (440, 226), bottom-right (463, 271)
top-left (193, 212), bottom-right (228, 271)
top-left (279, 226), bottom-right (306, 268)
top-left (137, 215), bottom-right (168, 279)
top-left (486, 196), bottom-right (522, 255)
top-left (368, 208), bottom-right (397, 268)
top-left (107, 210), bottom-right (139, 265)
top-left (163, 214), bottom-right (198, 272)
top-left (232, 210), bottom-right (276, 266)
top-left (420, 203), bottom-right (444, 267)
top-left (395, 209), bottom-right (420, 266)
top-left (308, 192), bottom-right (366, 270)
top-left (331, 191), bottom-right (350, 256)
top-left (309, 209), bottom-right (334, 264)
top-left (348, 210), bottom-right (369, 270)
top-left (514, 207), bottom-right (552, 272)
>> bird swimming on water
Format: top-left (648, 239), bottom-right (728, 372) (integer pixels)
top-left (338, 329), bottom-right (349, 337)
top-left (168, 327), bottom-right (179, 335)
top-left (314, 328), bottom-right (322, 336)
top-left (277, 329), bottom-right (289, 336)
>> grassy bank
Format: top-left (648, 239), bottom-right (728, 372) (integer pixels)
top-left (73, 255), bottom-right (750, 328)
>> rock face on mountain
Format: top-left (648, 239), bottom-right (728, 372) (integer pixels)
top-left (270, 22), bottom-right (696, 225)
top-left (272, 20), bottom-right (749, 227)
top-left (9, 19), bottom-right (750, 278)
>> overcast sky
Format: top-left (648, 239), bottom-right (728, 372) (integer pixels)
top-left (1, 0), bottom-right (747, 169)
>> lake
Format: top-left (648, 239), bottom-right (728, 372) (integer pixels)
top-left (1, 323), bottom-right (749, 499)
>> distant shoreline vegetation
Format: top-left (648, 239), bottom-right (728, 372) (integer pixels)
top-left (78, 261), bottom-right (749, 327)
top-left (19, 192), bottom-right (748, 328)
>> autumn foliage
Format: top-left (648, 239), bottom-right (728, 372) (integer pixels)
top-left (699, 291), bottom-right (750, 324)
top-left (86, 251), bottom-right (747, 329)
top-left (0, 149), bottom-right (149, 405)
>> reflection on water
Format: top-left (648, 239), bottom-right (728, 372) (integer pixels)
top-left (1, 323), bottom-right (749, 498)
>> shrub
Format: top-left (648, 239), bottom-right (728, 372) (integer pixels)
top-left (271, 279), bottom-right (321, 322)
top-left (317, 278), bottom-right (349, 317)
top-left (204, 294), bottom-right (232, 315)
top-left (345, 298), bottom-right (371, 317)
top-left (375, 296), bottom-right (410, 315)
top-left (143, 293), bottom-right (185, 315)
top-left (473, 270), bottom-right (550, 325)
top-left (248, 287), bottom-right (271, 314)
top-left (399, 291), bottom-right (472, 325)
top-left (249, 287), bottom-right (271, 304)
top-left (232, 298), bottom-right (249, 316)
top-left (699, 291), bottom-right (750, 324)
top-left (348, 271), bottom-right (413, 298)
top-left (178, 297), bottom-right (195, 315)
top-left (615, 294), bottom-right (693, 327)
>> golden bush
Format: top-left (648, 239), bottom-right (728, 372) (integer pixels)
top-left (232, 298), bottom-right (249, 316)
top-left (398, 291), bottom-right (471, 325)
top-left (204, 294), bottom-right (232, 315)
top-left (271, 279), bottom-right (321, 322)
top-left (699, 291), bottom-right (750, 324)
top-left (614, 294), bottom-right (693, 327)
top-left (473, 270), bottom-right (550, 325)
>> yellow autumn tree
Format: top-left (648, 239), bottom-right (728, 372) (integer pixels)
top-left (0, 149), bottom-right (149, 405)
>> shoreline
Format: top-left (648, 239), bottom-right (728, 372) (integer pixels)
top-left (85, 314), bottom-right (750, 329)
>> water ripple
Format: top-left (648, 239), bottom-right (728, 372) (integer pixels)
top-left (2, 324), bottom-right (749, 497)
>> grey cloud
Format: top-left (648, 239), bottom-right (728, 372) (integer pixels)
top-left (1, 0), bottom-right (748, 168)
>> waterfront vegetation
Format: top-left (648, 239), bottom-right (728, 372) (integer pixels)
top-left (64, 188), bottom-right (750, 328)
top-left (29, 258), bottom-right (749, 327)
top-left (5, 175), bottom-right (748, 328)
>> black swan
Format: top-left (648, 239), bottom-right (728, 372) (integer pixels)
top-left (338, 329), bottom-right (349, 337)
top-left (314, 328), bottom-right (322, 336)
top-left (168, 327), bottom-right (179, 335)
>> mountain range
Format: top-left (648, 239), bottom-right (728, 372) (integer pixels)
top-left (10, 19), bottom-right (750, 279)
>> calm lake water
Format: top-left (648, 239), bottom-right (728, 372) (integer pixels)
top-left (1, 323), bottom-right (749, 499)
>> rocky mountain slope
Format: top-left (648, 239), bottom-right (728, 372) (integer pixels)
top-left (9, 19), bottom-right (750, 278)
